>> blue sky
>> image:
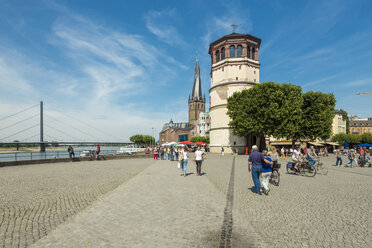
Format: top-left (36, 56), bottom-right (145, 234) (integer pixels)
top-left (0, 0), bottom-right (371, 142)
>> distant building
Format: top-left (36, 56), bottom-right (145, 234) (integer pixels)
top-left (196, 112), bottom-right (211, 137)
top-left (159, 119), bottom-right (193, 145)
top-left (350, 118), bottom-right (372, 134)
top-left (332, 110), bottom-right (347, 135)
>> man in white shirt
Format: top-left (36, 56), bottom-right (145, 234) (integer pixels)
top-left (194, 146), bottom-right (205, 176)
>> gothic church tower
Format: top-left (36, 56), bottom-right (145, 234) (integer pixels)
top-left (188, 56), bottom-right (205, 126)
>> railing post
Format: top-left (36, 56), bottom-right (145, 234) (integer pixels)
top-left (31, 152), bottom-right (32, 160)
top-left (15, 153), bottom-right (17, 161)
top-left (45, 152), bottom-right (46, 159)
top-left (57, 151), bottom-right (59, 158)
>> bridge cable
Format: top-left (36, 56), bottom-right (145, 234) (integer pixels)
top-left (45, 114), bottom-right (101, 141)
top-left (0, 124), bottom-right (39, 141)
top-left (51, 111), bottom-right (120, 141)
top-left (0, 114), bottom-right (39, 132)
top-left (44, 124), bottom-right (82, 141)
top-left (20, 134), bottom-right (40, 142)
top-left (0, 104), bottom-right (39, 122)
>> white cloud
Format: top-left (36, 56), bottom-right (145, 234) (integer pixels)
top-left (144, 9), bottom-right (186, 46)
top-left (0, 10), bottom-right (188, 142)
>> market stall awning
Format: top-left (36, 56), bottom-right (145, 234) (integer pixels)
top-left (308, 142), bottom-right (324, 147)
top-left (322, 141), bottom-right (340, 146)
top-left (270, 141), bottom-right (300, 146)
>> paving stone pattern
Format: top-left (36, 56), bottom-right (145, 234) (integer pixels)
top-left (203, 154), bottom-right (372, 248)
top-left (1, 154), bottom-right (371, 247)
top-left (0, 160), bottom-right (153, 248)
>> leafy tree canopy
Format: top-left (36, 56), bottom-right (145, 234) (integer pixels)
top-left (227, 82), bottom-right (336, 143)
top-left (190, 136), bottom-right (210, 144)
top-left (227, 82), bottom-right (303, 139)
top-left (301, 91), bottom-right (336, 140)
top-left (129, 134), bottom-right (155, 145)
top-left (332, 133), bottom-right (372, 146)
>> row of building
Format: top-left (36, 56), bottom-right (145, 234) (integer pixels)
top-left (159, 31), bottom-right (371, 153)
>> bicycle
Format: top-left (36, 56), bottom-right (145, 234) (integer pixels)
top-left (314, 157), bottom-right (328, 175)
top-left (270, 161), bottom-right (280, 186)
top-left (287, 157), bottom-right (316, 177)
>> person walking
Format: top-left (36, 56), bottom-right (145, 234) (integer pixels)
top-left (160, 147), bottom-right (165, 160)
top-left (194, 146), bottom-right (205, 176)
top-left (221, 146), bottom-right (224, 156)
top-left (181, 147), bottom-right (189, 177)
top-left (167, 146), bottom-right (171, 160)
top-left (280, 147), bottom-right (285, 158)
top-left (96, 144), bottom-right (100, 159)
top-left (170, 146), bottom-right (174, 161)
top-left (335, 147), bottom-right (342, 167)
top-left (323, 147), bottom-right (328, 157)
top-left (175, 147), bottom-right (179, 161)
top-left (261, 150), bottom-right (273, 195)
top-left (67, 146), bottom-right (75, 159)
top-left (346, 149), bottom-right (354, 167)
top-left (153, 146), bottom-right (158, 160)
top-left (248, 145), bottom-right (265, 195)
top-left (268, 146), bottom-right (279, 167)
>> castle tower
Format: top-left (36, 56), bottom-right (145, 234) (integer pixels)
top-left (208, 32), bottom-right (261, 154)
top-left (188, 55), bottom-right (206, 125)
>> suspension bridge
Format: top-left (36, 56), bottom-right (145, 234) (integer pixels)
top-left (0, 102), bottom-right (132, 152)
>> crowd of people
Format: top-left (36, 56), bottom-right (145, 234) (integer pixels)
top-left (334, 146), bottom-right (370, 167)
top-left (149, 145), bottom-right (207, 177)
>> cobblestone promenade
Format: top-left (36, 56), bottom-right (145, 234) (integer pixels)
top-left (0, 154), bottom-right (371, 247)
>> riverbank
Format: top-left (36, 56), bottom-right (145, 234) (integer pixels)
top-left (0, 146), bottom-right (71, 153)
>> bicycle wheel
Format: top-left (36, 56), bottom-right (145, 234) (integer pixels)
top-left (317, 165), bottom-right (328, 175)
top-left (271, 170), bottom-right (280, 186)
top-left (304, 164), bottom-right (316, 177)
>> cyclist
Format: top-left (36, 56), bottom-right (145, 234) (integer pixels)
top-left (292, 146), bottom-right (303, 172)
top-left (306, 146), bottom-right (318, 167)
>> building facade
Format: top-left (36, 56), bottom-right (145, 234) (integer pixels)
top-left (196, 112), bottom-right (211, 137)
top-left (332, 110), bottom-right (347, 135)
top-left (350, 118), bottom-right (372, 134)
top-left (208, 32), bottom-right (261, 154)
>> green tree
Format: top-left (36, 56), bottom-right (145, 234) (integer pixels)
top-left (227, 82), bottom-right (303, 147)
top-left (142, 135), bottom-right (155, 146)
top-left (190, 136), bottom-right (210, 144)
top-left (339, 109), bottom-right (350, 134)
top-left (301, 91), bottom-right (336, 140)
top-left (130, 134), bottom-right (144, 144)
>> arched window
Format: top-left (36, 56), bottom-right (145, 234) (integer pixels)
top-left (229, 45), bottom-right (235, 58)
top-left (216, 50), bottom-right (220, 62)
top-left (237, 45), bottom-right (242, 57)
top-left (221, 47), bottom-right (225, 60)
top-left (247, 46), bottom-right (251, 58)
top-left (252, 47), bottom-right (255, 60)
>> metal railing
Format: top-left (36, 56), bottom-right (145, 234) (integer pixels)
top-left (0, 149), bottom-right (127, 162)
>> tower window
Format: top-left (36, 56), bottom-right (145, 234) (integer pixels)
top-left (221, 47), bottom-right (225, 60)
top-left (247, 46), bottom-right (251, 58)
top-left (252, 47), bottom-right (255, 60)
top-left (229, 45), bottom-right (235, 58)
top-left (216, 50), bottom-right (220, 62)
top-left (237, 45), bottom-right (242, 57)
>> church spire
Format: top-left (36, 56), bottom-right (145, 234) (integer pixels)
top-left (191, 54), bottom-right (202, 100)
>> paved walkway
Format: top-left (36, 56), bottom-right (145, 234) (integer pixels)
top-left (31, 158), bottom-right (262, 248)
